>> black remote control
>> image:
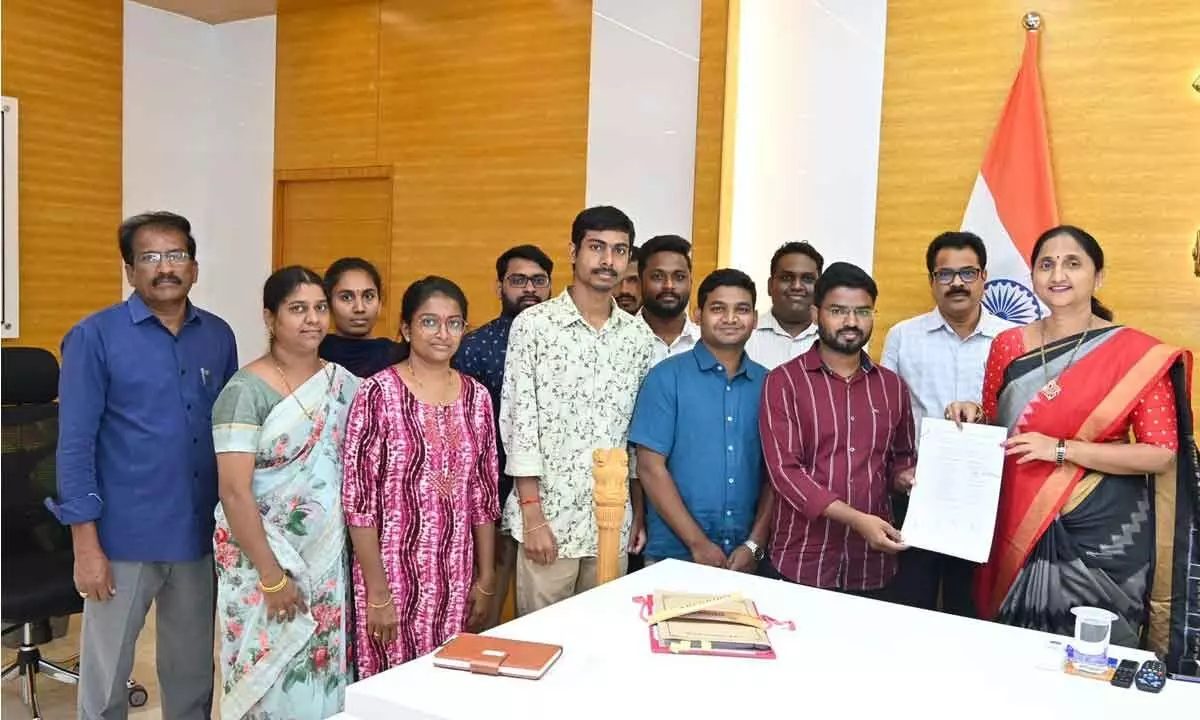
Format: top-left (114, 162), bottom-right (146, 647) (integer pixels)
top-left (1134, 660), bottom-right (1166, 693)
top-left (1111, 659), bottom-right (1138, 688)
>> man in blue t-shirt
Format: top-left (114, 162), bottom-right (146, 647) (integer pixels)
top-left (629, 268), bottom-right (773, 571)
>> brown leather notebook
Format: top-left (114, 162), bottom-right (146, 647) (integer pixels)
top-left (432, 633), bottom-right (563, 680)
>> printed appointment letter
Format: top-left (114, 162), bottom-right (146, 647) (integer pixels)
top-left (899, 418), bottom-right (1007, 563)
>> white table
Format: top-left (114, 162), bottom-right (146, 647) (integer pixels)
top-left (341, 559), bottom-right (1196, 719)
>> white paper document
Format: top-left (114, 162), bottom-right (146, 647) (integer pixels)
top-left (899, 417), bottom-right (1007, 563)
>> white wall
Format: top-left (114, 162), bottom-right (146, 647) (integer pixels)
top-left (726, 0), bottom-right (888, 308)
top-left (123, 1), bottom-right (276, 360)
top-left (584, 0), bottom-right (702, 245)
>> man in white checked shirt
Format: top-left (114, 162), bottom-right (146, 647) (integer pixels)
top-left (880, 231), bottom-right (1016, 616)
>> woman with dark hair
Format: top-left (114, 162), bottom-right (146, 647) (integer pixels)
top-left (341, 276), bottom-right (499, 678)
top-left (211, 265), bottom-right (360, 718)
top-left (319, 257), bottom-right (404, 378)
top-left (947, 225), bottom-right (1197, 676)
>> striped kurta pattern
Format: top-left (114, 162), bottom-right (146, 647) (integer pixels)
top-left (341, 368), bottom-right (499, 679)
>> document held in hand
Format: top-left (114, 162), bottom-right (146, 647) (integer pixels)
top-left (432, 633), bottom-right (563, 680)
top-left (899, 417), bottom-right (1007, 563)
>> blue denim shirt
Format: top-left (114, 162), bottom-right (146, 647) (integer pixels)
top-left (628, 343), bottom-right (766, 561)
top-left (47, 293), bottom-right (238, 562)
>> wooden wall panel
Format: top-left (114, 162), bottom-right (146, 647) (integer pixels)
top-left (274, 0), bottom-right (593, 324)
top-left (875, 0), bottom-right (1200, 409)
top-left (274, 0), bottom-right (381, 170)
top-left (690, 0), bottom-right (729, 285)
top-left (278, 174), bottom-right (394, 338)
top-left (1, 0), bottom-right (124, 355)
top-left (376, 0), bottom-right (591, 321)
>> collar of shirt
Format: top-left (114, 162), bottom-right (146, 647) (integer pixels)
top-left (548, 287), bottom-right (635, 332)
top-left (127, 291), bottom-right (200, 327)
top-left (691, 341), bottom-right (763, 382)
top-left (922, 306), bottom-right (1008, 338)
top-left (797, 340), bottom-right (875, 375)
top-left (637, 308), bottom-right (701, 345)
top-left (755, 309), bottom-right (819, 341)
top-left (471, 313), bottom-right (514, 338)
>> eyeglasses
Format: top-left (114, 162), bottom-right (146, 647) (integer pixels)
top-left (135, 250), bottom-right (191, 266)
top-left (416, 316), bottom-right (467, 335)
top-left (823, 306), bottom-right (875, 319)
top-left (931, 267), bottom-right (981, 285)
top-left (505, 274), bottom-right (550, 288)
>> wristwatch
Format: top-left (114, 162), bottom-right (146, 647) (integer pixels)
top-left (742, 539), bottom-right (765, 562)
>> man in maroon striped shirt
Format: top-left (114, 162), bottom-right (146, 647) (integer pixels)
top-left (759, 262), bottom-right (917, 598)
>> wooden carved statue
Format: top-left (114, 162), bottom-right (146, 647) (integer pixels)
top-left (592, 447), bottom-right (629, 586)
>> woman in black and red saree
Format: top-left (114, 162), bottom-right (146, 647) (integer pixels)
top-left (946, 225), bottom-right (1198, 677)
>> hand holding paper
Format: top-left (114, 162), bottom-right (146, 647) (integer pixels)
top-left (899, 417), bottom-right (1006, 563)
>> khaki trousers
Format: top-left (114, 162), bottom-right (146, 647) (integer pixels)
top-left (515, 544), bottom-right (628, 616)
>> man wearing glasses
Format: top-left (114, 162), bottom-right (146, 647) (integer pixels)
top-left (880, 231), bottom-right (1016, 616)
top-left (760, 262), bottom-right (916, 599)
top-left (49, 211), bottom-right (238, 719)
top-left (453, 244), bottom-right (554, 627)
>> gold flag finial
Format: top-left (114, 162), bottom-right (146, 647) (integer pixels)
top-left (1022, 12), bottom-right (1042, 31)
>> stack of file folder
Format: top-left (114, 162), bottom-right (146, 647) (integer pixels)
top-left (644, 590), bottom-right (776, 659)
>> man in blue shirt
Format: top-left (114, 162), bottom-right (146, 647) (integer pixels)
top-left (453, 243), bottom-right (553, 626)
top-left (48, 211), bottom-right (238, 720)
top-left (630, 268), bottom-right (774, 572)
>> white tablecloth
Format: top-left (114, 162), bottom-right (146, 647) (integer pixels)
top-left (341, 558), bottom-right (1195, 719)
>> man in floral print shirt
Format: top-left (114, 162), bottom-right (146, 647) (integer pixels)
top-left (499, 206), bottom-right (656, 616)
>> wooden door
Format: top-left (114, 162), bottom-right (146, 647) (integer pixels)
top-left (275, 169), bottom-right (394, 339)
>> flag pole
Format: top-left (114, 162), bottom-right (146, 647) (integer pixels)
top-left (1022, 11), bottom-right (1042, 31)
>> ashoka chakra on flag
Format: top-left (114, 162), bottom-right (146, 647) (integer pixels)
top-left (983, 279), bottom-right (1040, 324)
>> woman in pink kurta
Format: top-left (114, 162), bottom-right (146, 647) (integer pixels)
top-left (341, 277), bottom-right (499, 679)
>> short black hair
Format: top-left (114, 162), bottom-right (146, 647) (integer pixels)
top-left (571, 205), bottom-right (635, 248)
top-left (323, 257), bottom-right (383, 299)
top-left (495, 245), bottom-right (554, 282)
top-left (119, 211), bottom-right (197, 265)
top-left (925, 231), bottom-right (988, 274)
top-left (813, 262), bottom-right (878, 306)
top-left (697, 268), bottom-right (756, 308)
top-left (769, 241), bottom-right (824, 276)
top-left (637, 234), bottom-right (692, 278)
top-left (264, 265), bottom-right (324, 312)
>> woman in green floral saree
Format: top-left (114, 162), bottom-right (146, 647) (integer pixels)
top-left (212, 267), bottom-right (360, 719)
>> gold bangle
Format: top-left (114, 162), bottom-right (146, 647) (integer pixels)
top-left (524, 521), bottom-right (548, 535)
top-left (367, 596), bottom-right (393, 609)
top-left (475, 583), bottom-right (495, 597)
top-left (258, 574), bottom-right (288, 593)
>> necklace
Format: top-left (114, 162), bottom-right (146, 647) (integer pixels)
top-left (406, 362), bottom-right (454, 401)
top-left (273, 357), bottom-right (330, 420)
top-left (1037, 322), bottom-right (1090, 401)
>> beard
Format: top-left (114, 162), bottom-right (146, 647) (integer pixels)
top-left (818, 325), bottom-right (869, 355)
top-left (641, 293), bottom-right (686, 319)
top-left (502, 294), bottom-right (542, 317)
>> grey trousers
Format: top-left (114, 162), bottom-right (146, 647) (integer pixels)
top-left (78, 555), bottom-right (215, 720)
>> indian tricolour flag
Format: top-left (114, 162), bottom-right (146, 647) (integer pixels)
top-left (960, 27), bottom-right (1058, 325)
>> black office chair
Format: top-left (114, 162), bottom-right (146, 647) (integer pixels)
top-left (0, 348), bottom-right (150, 716)
top-left (1, 346), bottom-right (83, 718)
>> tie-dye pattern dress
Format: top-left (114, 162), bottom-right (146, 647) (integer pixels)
top-left (341, 368), bottom-right (499, 678)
